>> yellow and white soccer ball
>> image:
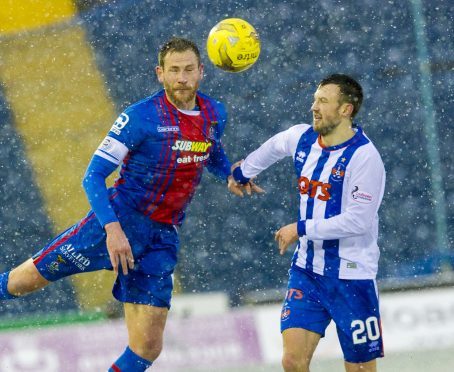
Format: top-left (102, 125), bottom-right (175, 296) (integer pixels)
top-left (206, 18), bottom-right (260, 73)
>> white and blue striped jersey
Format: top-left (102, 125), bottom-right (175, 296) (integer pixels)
top-left (240, 124), bottom-right (385, 279)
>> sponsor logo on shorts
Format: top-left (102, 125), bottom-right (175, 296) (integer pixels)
top-left (368, 340), bottom-right (380, 353)
top-left (46, 255), bottom-right (66, 274)
top-left (47, 262), bottom-right (59, 274)
top-left (281, 306), bottom-right (291, 321)
top-left (286, 288), bottom-right (304, 301)
top-left (59, 244), bottom-right (90, 271)
top-left (46, 255), bottom-right (67, 274)
top-left (347, 262), bottom-right (358, 269)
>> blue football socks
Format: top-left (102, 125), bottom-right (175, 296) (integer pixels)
top-left (109, 346), bottom-right (153, 371)
top-left (0, 271), bottom-right (17, 300)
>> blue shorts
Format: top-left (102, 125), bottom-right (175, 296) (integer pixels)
top-left (281, 266), bottom-right (384, 363)
top-left (32, 194), bottom-right (179, 308)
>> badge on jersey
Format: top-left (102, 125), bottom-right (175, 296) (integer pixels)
top-left (95, 136), bottom-right (129, 165)
top-left (351, 186), bottom-right (373, 204)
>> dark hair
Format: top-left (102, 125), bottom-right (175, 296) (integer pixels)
top-left (319, 74), bottom-right (363, 118)
top-left (158, 37), bottom-right (201, 67)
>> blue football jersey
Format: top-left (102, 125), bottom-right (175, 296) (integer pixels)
top-left (94, 89), bottom-right (231, 225)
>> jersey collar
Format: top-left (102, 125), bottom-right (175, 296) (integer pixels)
top-left (318, 126), bottom-right (363, 151)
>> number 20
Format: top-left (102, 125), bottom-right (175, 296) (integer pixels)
top-left (351, 316), bottom-right (380, 344)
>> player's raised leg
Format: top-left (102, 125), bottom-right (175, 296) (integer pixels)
top-left (1, 210), bottom-right (113, 301)
top-left (109, 302), bottom-right (168, 371)
top-left (282, 328), bottom-right (321, 372)
top-left (0, 258), bottom-right (49, 299)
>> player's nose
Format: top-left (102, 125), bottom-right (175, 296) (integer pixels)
top-left (176, 71), bottom-right (188, 84)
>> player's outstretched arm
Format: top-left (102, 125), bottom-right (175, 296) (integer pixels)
top-left (229, 126), bottom-right (299, 197)
top-left (83, 155), bottom-right (134, 275)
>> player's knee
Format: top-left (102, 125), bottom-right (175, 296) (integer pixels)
top-left (282, 352), bottom-right (310, 372)
top-left (132, 338), bottom-right (163, 362)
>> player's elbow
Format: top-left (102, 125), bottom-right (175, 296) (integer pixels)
top-left (82, 171), bottom-right (97, 194)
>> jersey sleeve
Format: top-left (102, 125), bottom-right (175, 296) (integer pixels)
top-left (82, 106), bottom-right (147, 227)
top-left (206, 143), bottom-right (231, 180)
top-left (303, 146), bottom-right (386, 239)
top-left (240, 124), bottom-right (310, 179)
top-left (82, 155), bottom-right (120, 227)
top-left (206, 101), bottom-right (232, 180)
top-left (105, 107), bottom-right (148, 150)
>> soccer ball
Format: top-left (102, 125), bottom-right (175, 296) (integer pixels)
top-left (206, 18), bottom-right (260, 73)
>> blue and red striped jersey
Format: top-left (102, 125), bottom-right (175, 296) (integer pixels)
top-left (94, 89), bottom-right (231, 225)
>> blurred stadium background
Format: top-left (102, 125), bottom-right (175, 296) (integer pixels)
top-left (0, 0), bottom-right (452, 370)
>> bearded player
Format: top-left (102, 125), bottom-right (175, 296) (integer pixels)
top-left (0, 37), bottom-right (262, 371)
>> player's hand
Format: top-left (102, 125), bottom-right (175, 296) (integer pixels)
top-left (228, 160), bottom-right (246, 196)
top-left (227, 175), bottom-right (265, 197)
top-left (230, 159), bottom-right (243, 173)
top-left (105, 221), bottom-right (134, 275)
top-left (228, 160), bottom-right (265, 197)
top-left (274, 222), bottom-right (299, 255)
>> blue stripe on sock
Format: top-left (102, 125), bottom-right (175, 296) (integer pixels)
top-left (110, 346), bottom-right (153, 372)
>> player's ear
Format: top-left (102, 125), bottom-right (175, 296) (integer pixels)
top-left (341, 103), bottom-right (354, 118)
top-left (156, 65), bottom-right (164, 83)
top-left (199, 63), bottom-right (204, 79)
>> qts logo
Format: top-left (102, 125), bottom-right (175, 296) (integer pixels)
top-left (286, 288), bottom-right (304, 301)
top-left (298, 176), bottom-right (331, 201)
